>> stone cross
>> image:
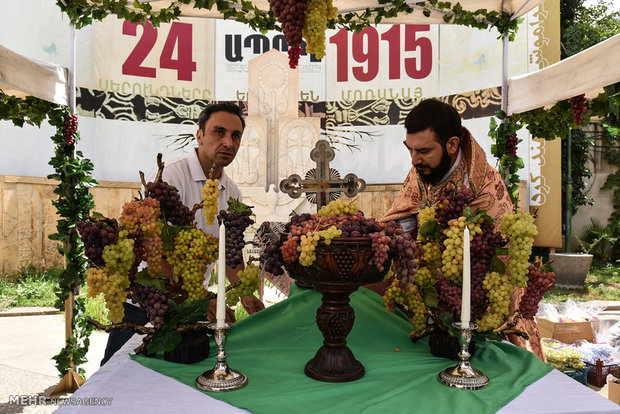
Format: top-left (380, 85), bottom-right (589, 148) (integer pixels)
top-left (279, 140), bottom-right (366, 208)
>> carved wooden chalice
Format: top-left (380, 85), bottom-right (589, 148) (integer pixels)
top-left (284, 237), bottom-right (389, 382)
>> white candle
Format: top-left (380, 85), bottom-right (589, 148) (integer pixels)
top-left (461, 226), bottom-right (471, 327)
top-left (216, 223), bottom-right (226, 328)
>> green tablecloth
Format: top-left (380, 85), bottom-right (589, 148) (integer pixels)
top-left (132, 287), bottom-right (552, 414)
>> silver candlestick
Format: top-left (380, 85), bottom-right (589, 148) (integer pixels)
top-left (196, 322), bottom-right (247, 392)
top-left (438, 322), bottom-right (489, 390)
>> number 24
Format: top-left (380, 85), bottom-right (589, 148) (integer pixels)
top-left (122, 21), bottom-right (197, 81)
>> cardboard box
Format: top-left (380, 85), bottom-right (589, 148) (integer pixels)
top-left (536, 317), bottom-right (597, 344)
top-left (608, 379), bottom-right (620, 405)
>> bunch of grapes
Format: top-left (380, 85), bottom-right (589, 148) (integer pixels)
top-left (285, 213), bottom-right (312, 232)
top-left (299, 231), bottom-right (320, 266)
top-left (441, 217), bottom-right (482, 282)
top-left (259, 243), bottom-right (285, 276)
top-left (570, 94), bottom-right (587, 126)
top-left (435, 186), bottom-right (473, 230)
top-left (469, 220), bottom-right (503, 309)
top-left (146, 181), bottom-right (194, 226)
top-left (201, 178), bottom-right (219, 225)
top-left (101, 237), bottom-right (135, 275)
top-left (388, 232), bottom-right (419, 285)
top-left (302, 0), bottom-right (337, 59)
top-left (268, 0), bottom-right (308, 68)
top-left (505, 133), bottom-right (518, 158)
top-left (131, 284), bottom-right (169, 329)
top-left (226, 264), bottom-right (261, 306)
top-left (63, 113), bottom-right (77, 146)
top-left (519, 263), bottom-right (555, 319)
top-left (499, 210), bottom-right (538, 287)
top-left (77, 218), bottom-right (119, 267)
top-left (383, 279), bottom-right (427, 336)
top-left (476, 271), bottom-right (513, 331)
top-left (435, 274), bottom-right (462, 315)
top-left (168, 228), bottom-right (218, 300)
top-left (85, 268), bottom-right (130, 323)
top-left (218, 210), bottom-right (254, 268)
top-left (317, 198), bottom-right (358, 217)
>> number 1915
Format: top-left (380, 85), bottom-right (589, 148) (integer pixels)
top-left (329, 25), bottom-right (432, 82)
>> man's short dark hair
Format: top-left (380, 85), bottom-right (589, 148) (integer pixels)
top-left (198, 102), bottom-right (245, 131)
top-left (404, 98), bottom-right (462, 145)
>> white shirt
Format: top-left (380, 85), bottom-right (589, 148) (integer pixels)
top-left (145, 148), bottom-right (242, 288)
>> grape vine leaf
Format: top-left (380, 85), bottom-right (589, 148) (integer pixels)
top-left (176, 299), bottom-right (211, 324)
top-left (418, 220), bottom-right (440, 240)
top-left (91, 211), bottom-right (104, 219)
top-left (490, 255), bottom-right (507, 274)
top-left (226, 197), bottom-right (253, 214)
top-left (135, 270), bottom-right (168, 293)
top-left (147, 325), bottom-right (182, 354)
top-left (422, 286), bottom-right (438, 308)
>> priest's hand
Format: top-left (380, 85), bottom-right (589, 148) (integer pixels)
top-left (240, 295), bottom-right (265, 315)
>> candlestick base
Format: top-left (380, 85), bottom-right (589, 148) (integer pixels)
top-left (196, 323), bottom-right (247, 392)
top-left (438, 322), bottom-right (489, 390)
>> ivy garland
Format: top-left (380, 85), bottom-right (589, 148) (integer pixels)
top-left (56, 0), bottom-right (520, 39)
top-left (0, 90), bottom-right (98, 378)
top-left (488, 111), bottom-right (523, 204)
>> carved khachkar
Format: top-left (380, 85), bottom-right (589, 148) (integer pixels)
top-left (279, 140), bottom-right (366, 209)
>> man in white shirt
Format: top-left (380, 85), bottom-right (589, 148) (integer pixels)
top-left (101, 102), bottom-right (264, 365)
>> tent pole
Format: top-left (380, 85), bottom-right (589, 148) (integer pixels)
top-left (501, 36), bottom-right (508, 113)
top-left (69, 23), bottom-right (76, 112)
top-left (566, 127), bottom-right (573, 252)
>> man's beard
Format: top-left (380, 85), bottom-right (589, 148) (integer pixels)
top-left (417, 145), bottom-right (453, 185)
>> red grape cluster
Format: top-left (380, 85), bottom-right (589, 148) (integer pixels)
top-left (435, 274), bottom-right (462, 315)
top-left (470, 221), bottom-right (504, 310)
top-left (570, 94), bottom-right (587, 126)
top-left (505, 133), bottom-right (518, 158)
top-left (77, 218), bottom-right (119, 266)
top-left (217, 210), bottom-right (254, 268)
top-left (259, 243), bottom-right (285, 276)
top-left (131, 284), bottom-right (169, 329)
top-left (389, 232), bottom-right (419, 284)
top-left (146, 181), bottom-right (194, 226)
top-left (435, 186), bottom-right (473, 230)
top-left (64, 113), bottom-right (77, 146)
top-left (268, 0), bottom-right (308, 68)
top-left (519, 263), bottom-right (555, 319)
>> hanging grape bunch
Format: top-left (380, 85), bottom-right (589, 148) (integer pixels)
top-left (63, 113), bottom-right (77, 146)
top-left (302, 0), bottom-right (338, 59)
top-left (201, 163), bottom-right (219, 225)
top-left (570, 94), bottom-right (587, 126)
top-left (519, 259), bottom-right (556, 319)
top-left (505, 133), bottom-right (519, 158)
top-left (217, 198), bottom-right (255, 268)
top-left (269, 0), bottom-right (308, 68)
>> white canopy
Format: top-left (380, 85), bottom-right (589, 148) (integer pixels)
top-left (507, 33), bottom-right (620, 115)
top-left (0, 44), bottom-right (69, 105)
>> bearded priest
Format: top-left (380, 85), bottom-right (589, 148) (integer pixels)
top-left (377, 98), bottom-right (543, 361)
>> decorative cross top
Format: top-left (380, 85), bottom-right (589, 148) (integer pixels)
top-left (279, 140), bottom-right (366, 208)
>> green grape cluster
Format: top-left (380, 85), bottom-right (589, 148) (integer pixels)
top-left (441, 217), bottom-right (466, 282)
top-left (383, 279), bottom-right (427, 336)
top-left (226, 263), bottom-right (261, 307)
top-left (499, 210), bottom-right (538, 287)
top-left (102, 237), bottom-right (135, 275)
top-left (299, 231), bottom-right (320, 266)
top-left (302, 0), bottom-right (337, 59)
top-left (201, 178), bottom-right (219, 225)
top-left (318, 225), bottom-right (342, 245)
top-left (414, 266), bottom-right (433, 288)
top-left (317, 199), bottom-right (358, 217)
top-left (476, 271), bottom-right (513, 331)
top-left (417, 206), bottom-right (436, 227)
top-left (85, 268), bottom-right (130, 323)
top-left (168, 228), bottom-right (218, 300)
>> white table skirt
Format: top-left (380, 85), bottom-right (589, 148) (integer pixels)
top-left (55, 334), bottom-right (620, 414)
